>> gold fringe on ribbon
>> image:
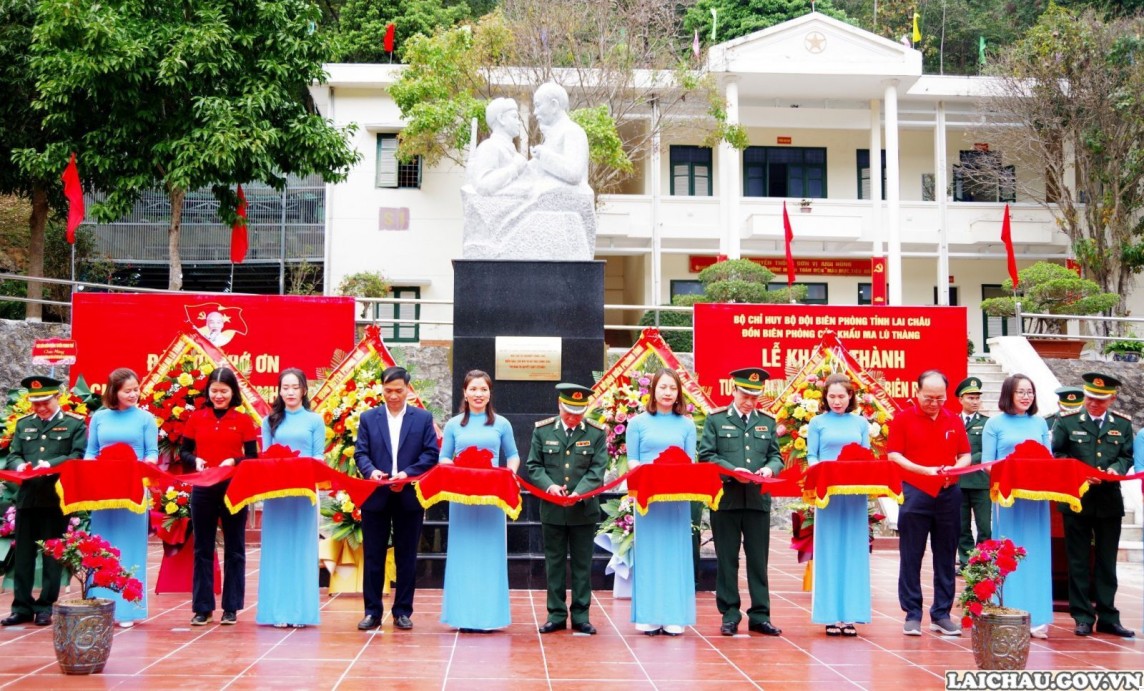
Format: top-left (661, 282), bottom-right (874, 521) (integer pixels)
top-left (414, 484), bottom-right (522, 520)
top-left (56, 477), bottom-right (152, 514)
top-left (803, 485), bottom-right (903, 510)
top-left (991, 483), bottom-right (1088, 514)
top-left (225, 487), bottom-right (318, 514)
top-left (631, 488), bottom-right (724, 515)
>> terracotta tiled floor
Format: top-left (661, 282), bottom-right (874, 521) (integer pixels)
top-left (1, 538), bottom-right (1140, 689)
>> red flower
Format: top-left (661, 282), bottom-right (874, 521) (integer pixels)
top-left (973, 580), bottom-right (997, 601)
top-left (333, 512), bottom-right (345, 523)
top-left (996, 555), bottom-right (1018, 575)
top-left (967, 601), bottom-right (983, 616)
top-left (345, 380), bottom-right (357, 392)
top-left (962, 616), bottom-right (974, 629)
top-left (176, 495), bottom-right (188, 507)
top-left (351, 509), bottom-right (361, 522)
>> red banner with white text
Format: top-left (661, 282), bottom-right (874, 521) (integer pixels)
top-left (71, 293), bottom-right (356, 402)
top-left (693, 304), bottom-right (967, 411)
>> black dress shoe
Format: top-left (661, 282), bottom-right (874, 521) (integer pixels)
top-left (748, 621), bottom-right (782, 636)
top-left (538, 620), bottom-right (567, 634)
top-left (1, 613), bottom-right (32, 626)
top-left (1074, 622), bottom-right (1093, 636)
top-left (33, 612), bottom-right (52, 627)
top-left (394, 615), bottom-right (413, 630)
top-left (1096, 621), bottom-right (1136, 638)
top-left (357, 615), bottom-right (382, 630)
top-left (572, 622), bottom-right (596, 635)
top-left (720, 622), bottom-right (738, 636)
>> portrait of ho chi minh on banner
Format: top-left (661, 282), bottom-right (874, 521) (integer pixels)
top-left (460, 82), bottom-right (597, 261)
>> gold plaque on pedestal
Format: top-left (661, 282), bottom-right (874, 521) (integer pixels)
top-left (495, 336), bottom-right (562, 381)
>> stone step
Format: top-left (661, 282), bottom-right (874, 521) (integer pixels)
top-left (1117, 542), bottom-right (1142, 563)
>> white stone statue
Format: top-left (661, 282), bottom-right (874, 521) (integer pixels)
top-left (461, 82), bottom-right (597, 260)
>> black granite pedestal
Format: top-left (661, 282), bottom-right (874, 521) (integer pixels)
top-left (452, 260), bottom-right (606, 456)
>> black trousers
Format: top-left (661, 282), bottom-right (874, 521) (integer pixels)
top-left (541, 523), bottom-right (596, 624)
top-left (957, 488), bottom-right (992, 565)
top-left (190, 482), bottom-right (247, 614)
top-left (898, 484), bottom-right (960, 622)
top-left (11, 506), bottom-right (67, 615)
top-left (1062, 511), bottom-right (1123, 626)
top-left (362, 490), bottom-right (424, 618)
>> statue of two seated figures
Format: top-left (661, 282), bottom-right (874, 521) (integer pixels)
top-left (461, 82), bottom-right (597, 261)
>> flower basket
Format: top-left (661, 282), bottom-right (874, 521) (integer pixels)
top-left (52, 599), bottom-right (116, 674)
top-left (971, 608), bottom-right (1030, 670)
top-left (960, 538), bottom-right (1030, 670)
top-left (39, 529), bottom-right (144, 675)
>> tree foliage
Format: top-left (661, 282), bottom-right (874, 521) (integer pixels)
top-left (331, 0), bottom-right (470, 63)
top-left (967, 6), bottom-right (1144, 317)
top-left (15, 0), bottom-right (360, 290)
top-left (979, 261), bottom-right (1119, 335)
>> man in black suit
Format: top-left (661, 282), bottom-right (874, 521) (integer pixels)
top-left (353, 366), bottom-right (440, 631)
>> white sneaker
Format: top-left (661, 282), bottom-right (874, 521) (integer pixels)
top-left (1031, 624), bottom-right (1048, 639)
top-left (117, 621), bottom-right (135, 629)
top-left (903, 620), bottom-right (922, 636)
top-left (930, 619), bottom-right (963, 636)
top-left (634, 623), bottom-right (659, 632)
top-left (663, 624), bottom-right (684, 635)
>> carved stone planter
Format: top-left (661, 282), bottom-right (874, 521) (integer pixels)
top-left (53, 599), bottom-right (116, 674)
top-left (1027, 338), bottom-right (1085, 360)
top-left (971, 609), bottom-right (1030, 670)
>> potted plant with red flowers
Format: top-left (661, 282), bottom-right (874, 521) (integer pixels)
top-left (38, 530), bottom-right (144, 674)
top-left (959, 538), bottom-right (1029, 670)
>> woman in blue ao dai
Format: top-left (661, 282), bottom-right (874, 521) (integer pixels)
top-left (805, 374), bottom-right (872, 637)
top-left (84, 368), bottom-right (158, 627)
top-left (627, 368), bottom-right (697, 636)
top-left (982, 374), bottom-right (1051, 638)
top-left (439, 370), bottom-right (519, 632)
top-left (258, 368), bottom-right (324, 628)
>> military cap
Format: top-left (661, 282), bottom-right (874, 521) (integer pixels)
top-left (730, 367), bottom-right (770, 395)
top-left (1055, 386), bottom-right (1085, 409)
top-left (555, 383), bottom-right (593, 413)
top-left (1082, 372), bottom-right (1121, 400)
top-left (21, 376), bottom-right (63, 402)
top-left (955, 377), bottom-right (983, 398)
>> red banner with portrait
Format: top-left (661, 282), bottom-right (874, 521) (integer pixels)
top-left (71, 293), bottom-right (356, 402)
top-left (693, 304), bottom-right (967, 411)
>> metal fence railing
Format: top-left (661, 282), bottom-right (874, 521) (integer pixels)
top-left (83, 174), bottom-right (326, 264)
top-left (1014, 302), bottom-right (1144, 345)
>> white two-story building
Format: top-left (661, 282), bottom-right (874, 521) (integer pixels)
top-left (310, 12), bottom-right (1125, 351)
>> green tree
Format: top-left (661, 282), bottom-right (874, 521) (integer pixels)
top-left (967, 6), bottom-right (1144, 319)
top-left (16, 0), bottom-right (360, 291)
top-left (684, 0), bottom-right (849, 46)
top-left (331, 0), bottom-right (470, 63)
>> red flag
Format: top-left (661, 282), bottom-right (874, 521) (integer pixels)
top-left (1001, 203), bottom-right (1018, 288)
top-left (61, 152), bottom-right (84, 245)
top-left (383, 23), bottom-right (396, 53)
top-left (783, 201), bottom-right (795, 287)
top-left (230, 185), bottom-right (248, 264)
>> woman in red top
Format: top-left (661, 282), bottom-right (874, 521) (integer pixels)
top-left (180, 367), bottom-right (259, 626)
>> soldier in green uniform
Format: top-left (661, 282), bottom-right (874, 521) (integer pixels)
top-left (1050, 372), bottom-right (1135, 638)
top-left (698, 367), bottom-right (784, 637)
top-left (526, 383), bottom-right (608, 635)
top-left (955, 377), bottom-right (990, 569)
top-left (1045, 386), bottom-right (1084, 436)
top-left (2, 377), bottom-right (87, 627)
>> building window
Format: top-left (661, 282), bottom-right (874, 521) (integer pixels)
top-left (378, 286), bottom-right (420, 342)
top-left (743, 147), bottom-right (826, 198)
top-left (670, 279), bottom-right (704, 299)
top-left (933, 286), bottom-right (960, 306)
top-left (857, 149), bottom-right (886, 200)
top-left (669, 146), bottom-right (712, 196)
top-left (953, 150), bottom-right (1015, 203)
top-left (858, 283), bottom-right (872, 305)
top-left (376, 134), bottom-right (422, 189)
top-left (768, 281), bottom-right (828, 304)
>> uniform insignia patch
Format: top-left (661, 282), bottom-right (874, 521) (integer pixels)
top-left (721, 425), bottom-right (737, 430)
top-left (575, 440), bottom-right (591, 447)
top-left (754, 426), bottom-right (769, 433)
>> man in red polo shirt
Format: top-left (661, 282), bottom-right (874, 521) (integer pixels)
top-left (887, 370), bottom-right (971, 637)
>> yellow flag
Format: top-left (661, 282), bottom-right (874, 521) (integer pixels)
top-left (912, 12), bottom-right (922, 43)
